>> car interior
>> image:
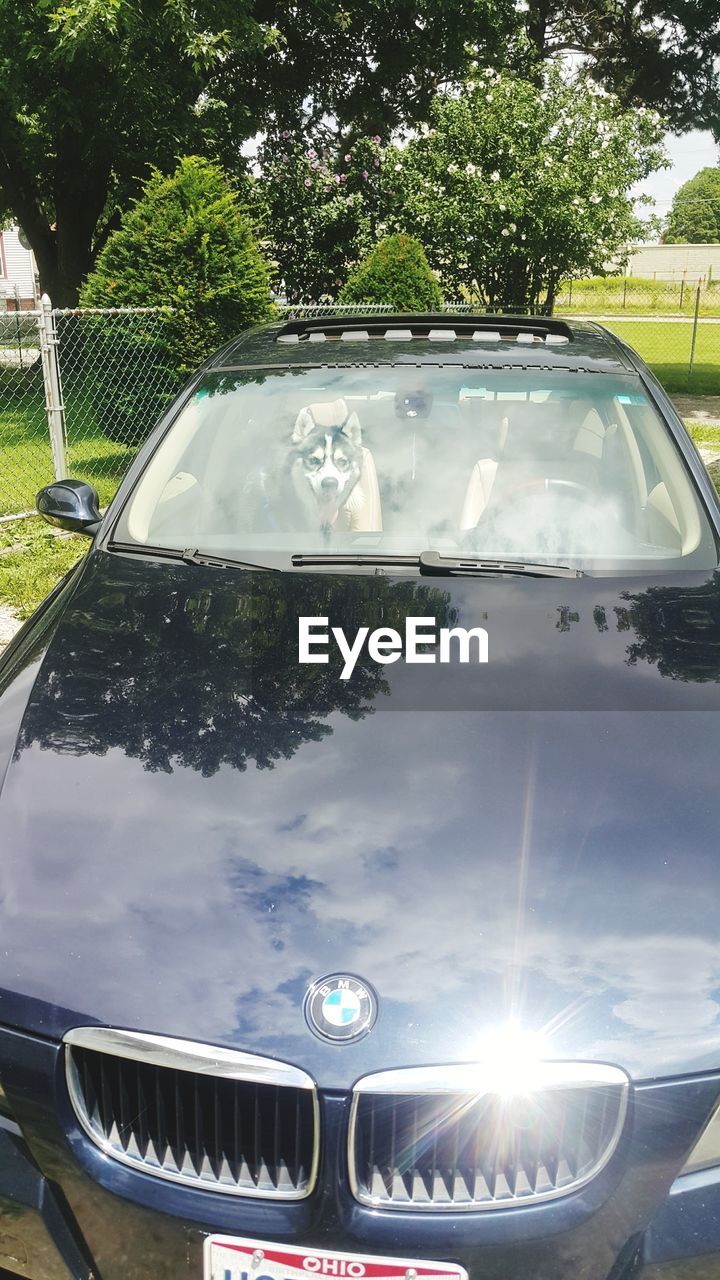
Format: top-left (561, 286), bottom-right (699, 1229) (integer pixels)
top-left (125, 374), bottom-right (705, 565)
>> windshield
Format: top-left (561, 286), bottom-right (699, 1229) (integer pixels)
top-left (116, 366), bottom-right (717, 572)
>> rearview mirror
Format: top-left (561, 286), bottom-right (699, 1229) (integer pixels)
top-left (36, 480), bottom-right (102, 536)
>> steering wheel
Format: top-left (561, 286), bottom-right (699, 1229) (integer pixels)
top-left (469, 475), bottom-right (597, 549)
top-left (499, 476), bottom-right (596, 504)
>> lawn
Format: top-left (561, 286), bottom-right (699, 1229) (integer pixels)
top-left (0, 373), bottom-right (136, 517)
top-left (686, 422), bottom-right (720, 452)
top-left (0, 519), bottom-right (85, 619)
top-left (2, 313), bottom-right (720, 522)
top-left (588, 318), bottom-right (720, 395)
top-left (3, 318), bottom-right (720, 520)
top-left (556, 275), bottom-right (720, 318)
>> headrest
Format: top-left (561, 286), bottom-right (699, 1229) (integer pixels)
top-left (500, 400), bottom-right (575, 461)
top-left (457, 398), bottom-right (510, 453)
top-left (303, 398), bottom-right (350, 428)
top-left (292, 398), bottom-right (361, 447)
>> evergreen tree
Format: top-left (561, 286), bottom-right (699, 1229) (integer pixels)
top-left (339, 235), bottom-right (442, 310)
top-left (81, 156), bottom-right (272, 443)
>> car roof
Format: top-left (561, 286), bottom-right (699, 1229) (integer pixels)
top-left (209, 313), bottom-right (639, 377)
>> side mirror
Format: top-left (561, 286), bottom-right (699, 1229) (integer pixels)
top-left (36, 479), bottom-right (102, 536)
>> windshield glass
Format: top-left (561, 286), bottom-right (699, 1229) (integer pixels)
top-left (116, 366), bottom-right (717, 572)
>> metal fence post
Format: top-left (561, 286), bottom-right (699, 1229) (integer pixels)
top-left (14, 291), bottom-right (23, 371)
top-left (688, 282), bottom-right (702, 390)
top-left (38, 292), bottom-right (68, 481)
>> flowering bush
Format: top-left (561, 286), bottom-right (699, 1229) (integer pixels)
top-left (339, 234), bottom-right (442, 310)
top-left (256, 134), bottom-right (388, 302)
top-left (381, 68), bottom-right (667, 312)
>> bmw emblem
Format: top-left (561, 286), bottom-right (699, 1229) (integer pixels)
top-left (305, 974), bottom-right (378, 1043)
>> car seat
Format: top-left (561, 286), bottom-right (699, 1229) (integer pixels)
top-left (294, 399), bottom-right (383, 533)
top-left (460, 400), bottom-right (602, 530)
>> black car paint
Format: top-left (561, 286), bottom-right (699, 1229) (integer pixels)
top-left (0, 549), bottom-right (720, 1276)
top-left (1, 316), bottom-right (720, 1279)
top-left (2, 548), bottom-right (720, 1083)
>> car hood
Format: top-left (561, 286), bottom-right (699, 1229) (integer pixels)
top-left (1, 549), bottom-right (720, 1086)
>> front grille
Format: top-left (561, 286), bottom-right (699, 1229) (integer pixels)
top-left (65, 1028), bottom-right (318, 1199)
top-left (349, 1062), bottom-right (629, 1210)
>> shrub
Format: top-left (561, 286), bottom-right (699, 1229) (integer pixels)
top-left (81, 156), bottom-right (273, 443)
top-left (339, 234), bottom-right (442, 310)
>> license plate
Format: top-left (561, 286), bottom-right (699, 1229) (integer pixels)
top-left (204, 1236), bottom-right (468, 1280)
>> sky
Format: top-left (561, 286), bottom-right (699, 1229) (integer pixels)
top-left (633, 129), bottom-right (718, 228)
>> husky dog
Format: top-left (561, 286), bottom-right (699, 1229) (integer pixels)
top-left (286, 399), bottom-right (364, 529)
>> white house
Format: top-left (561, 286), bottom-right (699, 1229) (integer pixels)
top-left (0, 226), bottom-right (38, 309)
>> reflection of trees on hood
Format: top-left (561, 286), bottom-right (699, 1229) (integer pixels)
top-left (16, 560), bottom-right (457, 777)
top-left (614, 573), bottom-right (720, 682)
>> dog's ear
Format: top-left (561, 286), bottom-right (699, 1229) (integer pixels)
top-left (291, 407), bottom-right (316, 445)
top-left (342, 410), bottom-right (362, 448)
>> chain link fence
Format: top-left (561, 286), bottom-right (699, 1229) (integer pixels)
top-left (554, 278), bottom-right (720, 398)
top-left (557, 276), bottom-right (720, 316)
top-left (2, 293), bottom-right (720, 522)
top-left (0, 310), bottom-right (50, 518)
top-left (0, 302), bottom-right (180, 519)
top-left (0, 301), bottom-right (485, 520)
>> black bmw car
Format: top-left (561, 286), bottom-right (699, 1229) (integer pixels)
top-left (1, 312), bottom-right (720, 1280)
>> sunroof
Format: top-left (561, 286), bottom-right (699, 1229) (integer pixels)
top-left (276, 323), bottom-right (572, 346)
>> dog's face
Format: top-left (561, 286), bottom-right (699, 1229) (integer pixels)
top-left (291, 403), bottom-right (363, 524)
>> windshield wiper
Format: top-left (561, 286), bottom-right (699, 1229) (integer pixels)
top-left (291, 553), bottom-right (419, 569)
top-left (108, 541), bottom-right (279, 572)
top-left (419, 551), bottom-right (582, 579)
top-left (181, 548), bottom-right (280, 572)
top-left (291, 550), bottom-right (580, 578)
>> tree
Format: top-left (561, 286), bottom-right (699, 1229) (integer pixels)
top-left (0, 0), bottom-right (514, 306)
top-left (665, 168), bottom-right (720, 244)
top-left (3, 1), bottom-right (718, 307)
top-left (81, 157), bottom-right (272, 374)
top-left (385, 68), bottom-right (666, 312)
top-left (614, 575), bottom-right (720, 682)
top-left (16, 563), bottom-right (458, 777)
top-left (339, 234), bottom-right (442, 310)
top-left (515, 2), bottom-right (720, 137)
top-left (79, 157), bottom-right (271, 444)
top-left (254, 135), bottom-right (386, 303)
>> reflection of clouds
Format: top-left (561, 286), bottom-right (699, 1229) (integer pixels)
top-left (2, 706), bottom-right (720, 1085)
top-left (616, 995), bottom-right (717, 1033)
top-left (608, 937), bottom-right (720, 1032)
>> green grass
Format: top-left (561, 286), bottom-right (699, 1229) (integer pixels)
top-left (0, 518), bottom-right (85, 619)
top-left (687, 422), bottom-right (720, 451)
top-left (595, 318), bottom-right (720, 395)
top-left (557, 275), bottom-right (720, 318)
top-left (1, 313), bottom-right (720, 519)
top-left (0, 367), bottom-right (138, 517)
